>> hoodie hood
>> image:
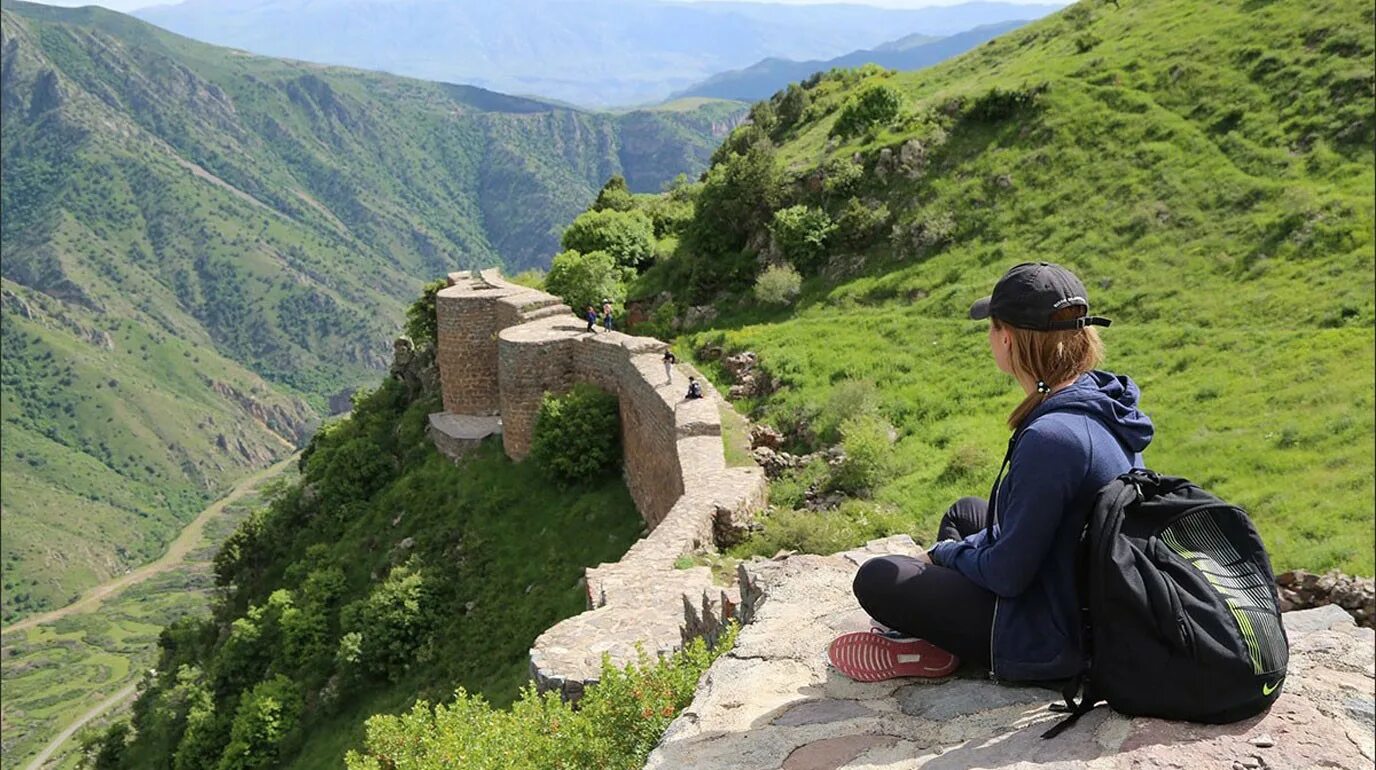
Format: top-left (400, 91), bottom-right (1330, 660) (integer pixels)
top-left (1028, 369), bottom-right (1154, 453)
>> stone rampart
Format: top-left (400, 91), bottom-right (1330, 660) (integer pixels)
top-left (433, 269), bottom-right (767, 699)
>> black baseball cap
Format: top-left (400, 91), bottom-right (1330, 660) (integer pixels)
top-left (969, 262), bottom-right (1112, 331)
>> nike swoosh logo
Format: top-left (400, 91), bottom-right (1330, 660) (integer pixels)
top-left (1262, 679), bottom-right (1282, 696)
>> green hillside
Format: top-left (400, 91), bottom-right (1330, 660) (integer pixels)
top-left (0, 1), bottom-right (742, 623)
top-left (79, 359), bottom-right (644, 770)
top-left (621, 0), bottom-right (1373, 574)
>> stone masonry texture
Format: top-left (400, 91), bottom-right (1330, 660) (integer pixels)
top-left (646, 536), bottom-right (1376, 770)
top-left (432, 269), bottom-right (767, 700)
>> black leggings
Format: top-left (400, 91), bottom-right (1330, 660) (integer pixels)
top-left (852, 496), bottom-right (995, 668)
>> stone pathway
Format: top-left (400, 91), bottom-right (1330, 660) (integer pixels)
top-left (647, 536), bottom-right (1376, 770)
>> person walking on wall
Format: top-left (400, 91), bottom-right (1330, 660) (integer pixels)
top-left (585, 305), bottom-right (598, 333)
top-left (663, 349), bottom-right (677, 384)
top-left (685, 376), bottom-right (703, 400)
top-left (602, 299), bottom-right (614, 331)
top-left (826, 262), bottom-right (1152, 686)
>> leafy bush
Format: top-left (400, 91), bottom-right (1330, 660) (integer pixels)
top-left (835, 197), bottom-right (891, 249)
top-left (404, 279), bottom-right (447, 347)
top-left (530, 384), bottom-right (621, 485)
top-left (831, 84), bottom-right (904, 138)
top-left (963, 83), bottom-right (1047, 123)
top-left (344, 627), bottom-right (737, 770)
top-left (338, 560), bottom-right (436, 680)
top-left (773, 83), bottom-right (811, 135)
top-left (508, 269), bottom-right (546, 290)
top-left (686, 138), bottom-right (784, 281)
top-left (544, 249), bottom-right (625, 315)
top-left (216, 675), bottom-right (303, 770)
top-left (889, 208), bottom-right (957, 258)
top-left (813, 378), bottom-right (882, 445)
top-left (592, 174), bottom-right (636, 212)
top-left (769, 205), bottom-right (836, 274)
top-left (561, 209), bottom-right (655, 268)
top-left (754, 264), bottom-right (803, 305)
top-left (830, 414), bottom-right (897, 496)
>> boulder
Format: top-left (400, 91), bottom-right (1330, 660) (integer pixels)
top-left (648, 539), bottom-right (1376, 770)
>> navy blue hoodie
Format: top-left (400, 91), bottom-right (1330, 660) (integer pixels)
top-left (929, 370), bottom-right (1154, 681)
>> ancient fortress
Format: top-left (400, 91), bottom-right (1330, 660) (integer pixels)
top-left (429, 269), bottom-right (766, 698)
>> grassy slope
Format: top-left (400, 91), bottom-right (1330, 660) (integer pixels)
top-left (676, 0), bottom-right (1373, 573)
top-left (110, 379), bottom-right (643, 769)
top-left (0, 2), bottom-right (742, 622)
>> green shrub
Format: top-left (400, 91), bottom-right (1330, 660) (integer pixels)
top-left (769, 205), bottom-right (836, 274)
top-left (404, 279), bottom-right (447, 347)
top-left (772, 83), bottom-right (811, 135)
top-left (544, 249), bottom-right (625, 315)
top-left (561, 209), bottom-right (656, 268)
top-left (592, 175), bottom-right (636, 212)
top-left (964, 83), bottom-right (1047, 123)
top-left (339, 560), bottom-right (435, 680)
top-left (830, 414), bottom-right (897, 496)
top-left (686, 139), bottom-right (784, 275)
top-left (344, 627), bottom-right (737, 770)
top-left (835, 197), bottom-right (891, 249)
top-left (508, 269), bottom-right (546, 290)
top-left (813, 378), bottom-right (882, 445)
top-left (831, 83), bottom-right (904, 138)
top-left (530, 384), bottom-right (621, 486)
top-left (754, 264), bottom-right (803, 305)
top-left (216, 674), bottom-right (303, 770)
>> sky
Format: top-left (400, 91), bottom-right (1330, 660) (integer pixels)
top-left (31, 0), bottom-right (1064, 13)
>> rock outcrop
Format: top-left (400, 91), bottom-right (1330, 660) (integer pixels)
top-left (1276, 569), bottom-right (1375, 628)
top-left (648, 537), bottom-right (1375, 770)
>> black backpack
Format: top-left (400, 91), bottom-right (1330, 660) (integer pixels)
top-left (1044, 468), bottom-right (1290, 737)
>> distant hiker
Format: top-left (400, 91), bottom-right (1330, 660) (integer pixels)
top-left (662, 349), bottom-right (676, 383)
top-left (585, 305), bottom-right (597, 333)
top-left (828, 262), bottom-right (1147, 687)
top-left (602, 299), bottom-right (614, 331)
top-left (685, 376), bottom-right (703, 400)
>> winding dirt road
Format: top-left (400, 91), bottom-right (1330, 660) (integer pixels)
top-left (6, 455), bottom-right (297, 770)
top-left (2, 456), bottom-right (296, 636)
top-left (21, 683), bottom-right (138, 770)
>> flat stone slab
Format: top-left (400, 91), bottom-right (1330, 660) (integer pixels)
top-left (427, 412), bottom-right (501, 440)
top-left (646, 541), bottom-right (1376, 770)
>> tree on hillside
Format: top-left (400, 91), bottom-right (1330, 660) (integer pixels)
top-left (832, 83), bottom-right (904, 138)
top-left (687, 138), bottom-right (785, 261)
top-left (545, 249), bottom-right (625, 314)
top-left (216, 675), bottom-right (303, 770)
top-left (770, 205), bottom-right (836, 275)
top-left (560, 209), bottom-right (655, 268)
top-left (592, 175), bottom-right (636, 212)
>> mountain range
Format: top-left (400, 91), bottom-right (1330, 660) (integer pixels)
top-left (132, 0), bottom-right (1065, 106)
top-left (673, 19), bottom-right (1030, 101)
top-left (0, 0), bottom-right (742, 623)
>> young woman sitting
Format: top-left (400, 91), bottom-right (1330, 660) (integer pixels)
top-left (827, 262), bottom-right (1154, 683)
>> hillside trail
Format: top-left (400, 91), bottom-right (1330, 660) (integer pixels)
top-left (2, 454), bottom-right (297, 636)
top-left (22, 683), bottom-right (138, 770)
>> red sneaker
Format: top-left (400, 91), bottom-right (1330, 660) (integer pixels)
top-left (827, 631), bottom-right (960, 682)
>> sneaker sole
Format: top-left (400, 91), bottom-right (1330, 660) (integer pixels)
top-left (827, 631), bottom-right (960, 682)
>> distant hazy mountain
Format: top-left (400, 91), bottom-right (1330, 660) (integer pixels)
top-left (134, 0), bottom-right (1065, 106)
top-left (675, 20), bottom-right (1031, 101)
top-left (0, 0), bottom-right (742, 623)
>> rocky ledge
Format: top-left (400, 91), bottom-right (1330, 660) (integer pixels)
top-left (648, 536), bottom-right (1375, 770)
